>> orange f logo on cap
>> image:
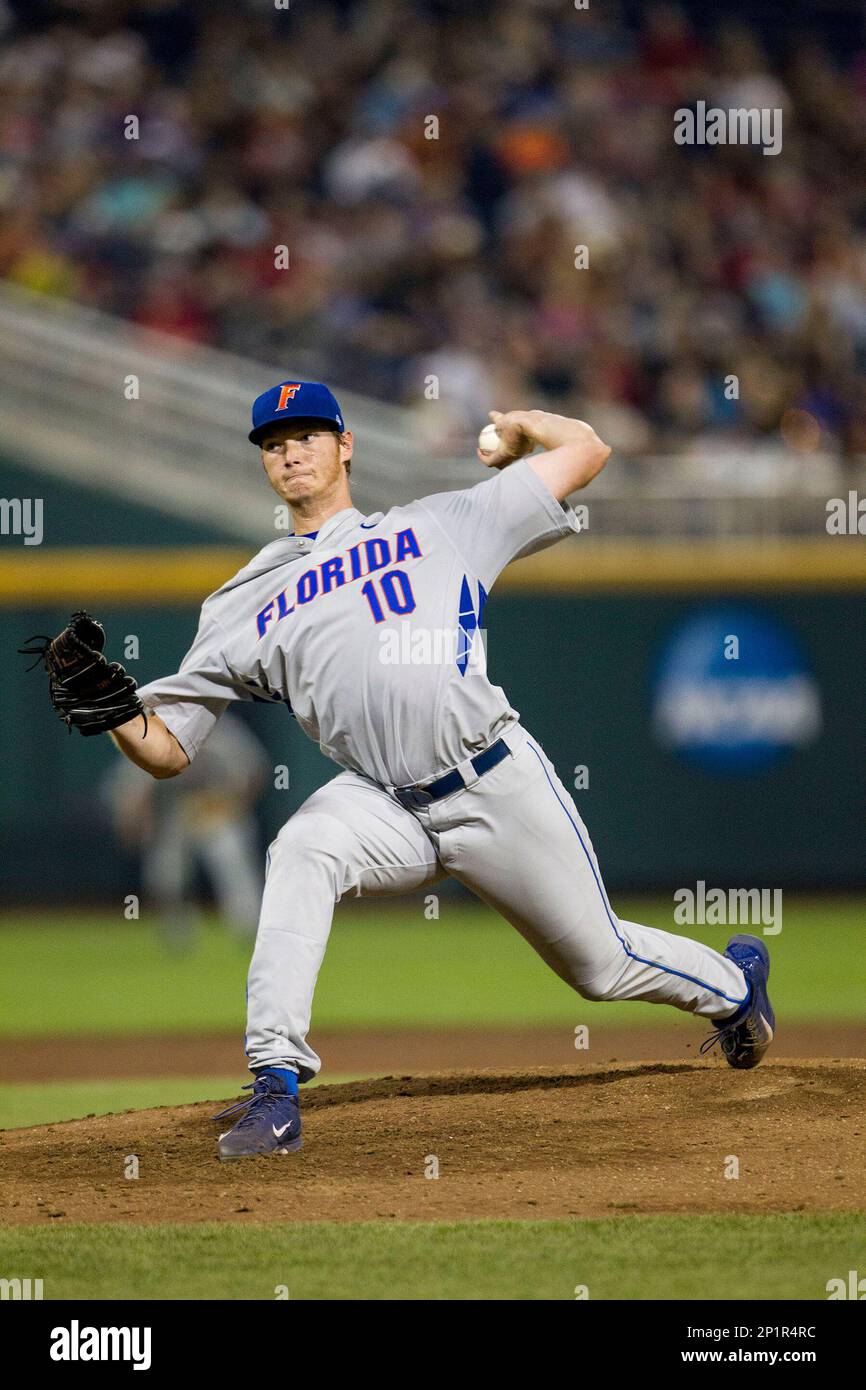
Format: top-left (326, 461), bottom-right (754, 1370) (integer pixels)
top-left (276, 383), bottom-right (302, 411)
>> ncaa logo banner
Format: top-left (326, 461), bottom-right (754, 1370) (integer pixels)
top-left (651, 606), bottom-right (822, 773)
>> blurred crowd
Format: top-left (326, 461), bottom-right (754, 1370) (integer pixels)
top-left (1, 0), bottom-right (865, 470)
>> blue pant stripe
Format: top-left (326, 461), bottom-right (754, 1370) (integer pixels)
top-left (525, 741), bottom-right (746, 1007)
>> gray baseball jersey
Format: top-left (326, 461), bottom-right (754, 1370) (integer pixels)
top-left (136, 453), bottom-right (751, 1090)
top-left (138, 459), bottom-right (581, 788)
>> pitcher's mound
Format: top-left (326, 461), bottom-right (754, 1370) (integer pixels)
top-left (2, 1062), bottom-right (863, 1225)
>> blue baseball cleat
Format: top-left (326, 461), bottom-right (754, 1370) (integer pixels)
top-left (700, 934), bottom-right (775, 1070)
top-left (213, 1068), bottom-right (302, 1161)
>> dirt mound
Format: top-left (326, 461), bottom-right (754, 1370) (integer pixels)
top-left (3, 1022), bottom-right (863, 1082)
top-left (1, 1061), bottom-right (863, 1226)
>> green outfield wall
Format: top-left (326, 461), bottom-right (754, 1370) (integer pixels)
top-left (3, 452), bottom-right (863, 898)
top-left (3, 587), bottom-right (863, 900)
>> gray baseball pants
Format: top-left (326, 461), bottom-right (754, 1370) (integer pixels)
top-left (245, 724), bottom-right (748, 1079)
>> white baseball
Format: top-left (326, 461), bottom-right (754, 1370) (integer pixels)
top-left (478, 424), bottom-right (500, 454)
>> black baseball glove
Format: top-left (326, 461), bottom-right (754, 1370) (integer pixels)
top-left (19, 610), bottom-right (146, 737)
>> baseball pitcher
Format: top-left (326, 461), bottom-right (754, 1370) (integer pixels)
top-left (23, 381), bottom-right (775, 1160)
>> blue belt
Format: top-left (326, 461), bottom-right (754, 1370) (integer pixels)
top-left (393, 738), bottom-right (511, 810)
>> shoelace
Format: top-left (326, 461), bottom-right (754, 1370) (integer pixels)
top-left (699, 1016), bottom-right (761, 1056)
top-left (699, 1028), bottom-right (738, 1057)
top-left (212, 1078), bottom-right (293, 1128)
top-left (18, 636), bottom-right (54, 671)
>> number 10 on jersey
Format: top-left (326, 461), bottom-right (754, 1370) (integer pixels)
top-left (361, 570), bottom-right (417, 622)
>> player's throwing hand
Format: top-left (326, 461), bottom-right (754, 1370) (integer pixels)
top-left (477, 411), bottom-right (537, 469)
top-left (478, 409), bottom-right (612, 500)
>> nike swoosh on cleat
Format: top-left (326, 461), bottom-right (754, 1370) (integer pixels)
top-left (272, 1121), bottom-right (294, 1138)
top-left (759, 1014), bottom-right (774, 1040)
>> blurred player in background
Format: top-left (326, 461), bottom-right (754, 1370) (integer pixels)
top-left (103, 713), bottom-right (268, 953)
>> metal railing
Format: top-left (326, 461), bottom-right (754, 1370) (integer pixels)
top-left (0, 282), bottom-right (852, 542)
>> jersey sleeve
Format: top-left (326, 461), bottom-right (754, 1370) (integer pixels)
top-left (136, 608), bottom-right (259, 763)
top-left (418, 457), bottom-right (582, 588)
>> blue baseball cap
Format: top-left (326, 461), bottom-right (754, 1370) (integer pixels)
top-left (249, 380), bottom-right (345, 444)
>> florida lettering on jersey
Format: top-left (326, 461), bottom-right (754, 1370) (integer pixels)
top-left (256, 527), bottom-right (422, 638)
top-left (137, 459), bottom-right (582, 785)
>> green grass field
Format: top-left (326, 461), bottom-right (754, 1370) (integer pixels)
top-left (2, 899), bottom-right (863, 1301)
top-left (0, 1077), bottom-right (240, 1129)
top-left (0, 897), bottom-right (862, 1038)
top-left (0, 1075), bottom-right (360, 1129)
top-left (1, 1214), bottom-right (862, 1300)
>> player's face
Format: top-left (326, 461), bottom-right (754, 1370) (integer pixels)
top-left (259, 421), bottom-right (353, 506)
